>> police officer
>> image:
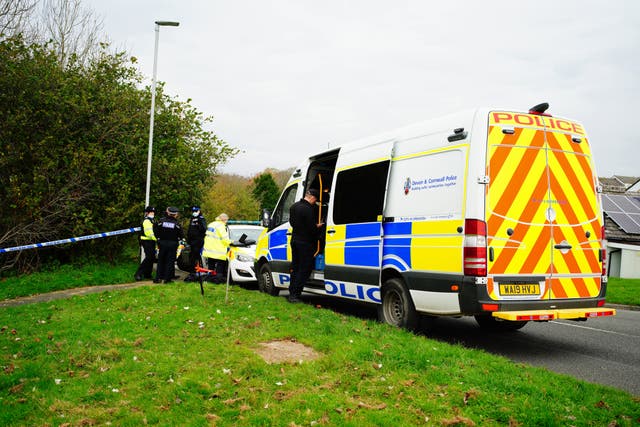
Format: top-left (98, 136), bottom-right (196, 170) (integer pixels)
top-left (288, 189), bottom-right (322, 303)
top-left (153, 206), bottom-right (184, 284)
top-left (202, 213), bottom-right (231, 283)
top-left (134, 206), bottom-right (157, 281)
top-left (187, 206), bottom-right (207, 272)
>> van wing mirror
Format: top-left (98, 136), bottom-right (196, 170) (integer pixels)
top-left (262, 209), bottom-right (272, 228)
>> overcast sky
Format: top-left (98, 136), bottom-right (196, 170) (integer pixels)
top-left (86, 0), bottom-right (640, 179)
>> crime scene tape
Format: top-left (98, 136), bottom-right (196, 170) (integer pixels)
top-left (0, 227), bottom-right (141, 254)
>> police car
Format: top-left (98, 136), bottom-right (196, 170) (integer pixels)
top-left (227, 224), bottom-right (264, 283)
top-left (177, 223), bottom-right (265, 283)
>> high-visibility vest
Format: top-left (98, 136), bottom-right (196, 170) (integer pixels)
top-left (140, 218), bottom-right (157, 241)
top-left (202, 220), bottom-right (231, 260)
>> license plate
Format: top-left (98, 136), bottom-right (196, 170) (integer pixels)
top-left (499, 284), bottom-right (540, 296)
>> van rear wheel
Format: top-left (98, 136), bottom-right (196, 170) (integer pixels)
top-left (377, 278), bottom-right (418, 331)
top-left (258, 264), bottom-right (280, 296)
top-left (474, 314), bottom-right (528, 331)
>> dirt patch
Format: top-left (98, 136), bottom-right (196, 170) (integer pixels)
top-left (254, 339), bottom-right (322, 364)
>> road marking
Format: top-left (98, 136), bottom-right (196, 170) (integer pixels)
top-left (550, 321), bottom-right (639, 339)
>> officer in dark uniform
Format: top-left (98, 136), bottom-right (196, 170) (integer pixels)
top-left (153, 206), bottom-right (184, 284)
top-left (187, 206), bottom-right (207, 272)
top-left (288, 188), bottom-right (322, 303)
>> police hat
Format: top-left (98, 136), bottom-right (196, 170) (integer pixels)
top-left (167, 206), bottom-right (180, 215)
top-left (307, 188), bottom-right (320, 198)
top-left (144, 206), bottom-right (155, 213)
top-left (191, 206), bottom-right (200, 212)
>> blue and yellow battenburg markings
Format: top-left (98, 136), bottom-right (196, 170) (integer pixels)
top-left (344, 223), bottom-right (381, 266)
top-left (382, 222), bottom-right (412, 271)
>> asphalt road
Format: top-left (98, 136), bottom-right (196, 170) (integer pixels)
top-left (300, 293), bottom-right (640, 396)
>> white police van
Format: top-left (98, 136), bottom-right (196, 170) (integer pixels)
top-left (255, 104), bottom-right (614, 330)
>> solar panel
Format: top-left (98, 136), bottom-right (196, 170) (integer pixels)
top-left (610, 195), bottom-right (640, 213)
top-left (607, 212), bottom-right (640, 234)
top-left (601, 194), bottom-right (617, 211)
top-left (602, 194), bottom-right (616, 212)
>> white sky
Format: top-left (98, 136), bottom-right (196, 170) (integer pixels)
top-left (86, 0), bottom-right (640, 178)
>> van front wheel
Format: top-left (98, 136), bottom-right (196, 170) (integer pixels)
top-left (258, 264), bottom-right (280, 296)
top-left (378, 278), bottom-right (418, 331)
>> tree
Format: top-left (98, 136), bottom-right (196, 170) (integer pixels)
top-left (203, 174), bottom-right (259, 222)
top-left (0, 36), bottom-right (237, 272)
top-left (251, 173), bottom-right (281, 214)
top-left (36, 0), bottom-right (105, 66)
top-left (0, 0), bottom-right (37, 38)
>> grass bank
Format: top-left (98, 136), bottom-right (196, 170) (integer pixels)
top-left (0, 260), bottom-right (138, 301)
top-left (606, 277), bottom-right (640, 306)
top-left (0, 283), bottom-right (638, 426)
top-left (2, 260), bottom-right (639, 308)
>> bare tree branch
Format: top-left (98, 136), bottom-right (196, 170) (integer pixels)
top-left (0, 0), bottom-right (37, 37)
top-left (38, 0), bottom-right (105, 66)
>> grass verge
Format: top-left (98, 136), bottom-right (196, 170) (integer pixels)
top-left (606, 277), bottom-right (640, 306)
top-left (0, 283), bottom-right (638, 426)
top-left (0, 260), bottom-right (138, 301)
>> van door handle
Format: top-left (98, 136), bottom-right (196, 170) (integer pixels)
top-left (554, 243), bottom-right (572, 250)
top-left (327, 229), bottom-right (336, 234)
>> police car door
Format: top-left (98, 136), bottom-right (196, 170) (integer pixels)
top-left (324, 140), bottom-right (394, 303)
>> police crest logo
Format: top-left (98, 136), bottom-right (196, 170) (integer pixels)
top-left (403, 177), bottom-right (411, 195)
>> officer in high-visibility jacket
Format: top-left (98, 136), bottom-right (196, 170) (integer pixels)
top-left (135, 206), bottom-right (157, 281)
top-left (202, 213), bottom-right (231, 283)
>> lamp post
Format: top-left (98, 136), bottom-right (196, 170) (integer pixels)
top-left (145, 20), bottom-right (179, 207)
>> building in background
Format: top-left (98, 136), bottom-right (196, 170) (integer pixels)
top-left (600, 175), bottom-right (640, 278)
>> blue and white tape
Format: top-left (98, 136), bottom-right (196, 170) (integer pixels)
top-left (0, 227), bottom-right (141, 254)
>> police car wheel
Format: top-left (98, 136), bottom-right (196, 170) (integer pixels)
top-left (176, 256), bottom-right (190, 272)
top-left (378, 278), bottom-right (418, 331)
top-left (474, 315), bottom-right (528, 331)
top-left (258, 264), bottom-right (280, 296)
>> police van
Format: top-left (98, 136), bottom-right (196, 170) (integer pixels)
top-left (255, 103), bottom-right (615, 330)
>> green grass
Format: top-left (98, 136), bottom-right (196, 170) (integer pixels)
top-left (0, 284), bottom-right (638, 426)
top-left (606, 277), bottom-right (640, 306)
top-left (0, 260), bottom-right (138, 301)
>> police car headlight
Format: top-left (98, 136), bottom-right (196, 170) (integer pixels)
top-left (236, 254), bottom-right (255, 263)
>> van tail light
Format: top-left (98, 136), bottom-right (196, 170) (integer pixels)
top-left (601, 225), bottom-right (607, 277)
top-left (464, 219), bottom-right (487, 277)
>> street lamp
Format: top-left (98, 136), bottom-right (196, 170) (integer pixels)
top-left (145, 20), bottom-right (180, 207)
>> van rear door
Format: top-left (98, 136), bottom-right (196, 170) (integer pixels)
top-left (485, 111), bottom-right (603, 302)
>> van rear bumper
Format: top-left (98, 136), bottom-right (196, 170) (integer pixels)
top-left (458, 276), bottom-right (610, 316)
top-left (492, 307), bottom-right (616, 321)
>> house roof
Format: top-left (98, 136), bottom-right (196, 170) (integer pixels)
top-left (605, 214), bottom-right (640, 244)
top-left (600, 175), bottom-right (640, 244)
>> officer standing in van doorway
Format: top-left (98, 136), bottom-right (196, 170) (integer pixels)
top-left (153, 207), bottom-right (184, 284)
top-left (187, 206), bottom-right (207, 271)
top-left (135, 206), bottom-right (157, 281)
top-left (287, 188), bottom-right (322, 303)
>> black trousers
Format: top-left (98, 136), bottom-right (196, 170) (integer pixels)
top-left (136, 240), bottom-right (156, 278)
top-left (189, 240), bottom-right (204, 272)
top-left (156, 240), bottom-right (178, 281)
top-left (289, 240), bottom-right (315, 298)
top-left (206, 258), bottom-right (228, 283)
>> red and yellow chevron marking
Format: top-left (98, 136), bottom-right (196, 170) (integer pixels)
top-left (486, 112), bottom-right (602, 301)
